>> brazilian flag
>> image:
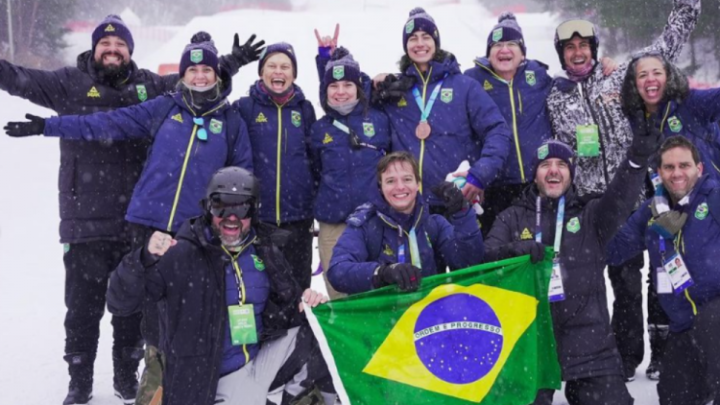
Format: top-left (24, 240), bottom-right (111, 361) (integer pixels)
top-left (306, 252), bottom-right (561, 404)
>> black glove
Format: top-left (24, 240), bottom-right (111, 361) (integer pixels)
top-left (431, 181), bottom-right (467, 216)
top-left (505, 241), bottom-right (545, 263)
top-left (374, 263), bottom-right (422, 291)
top-left (372, 75), bottom-right (415, 104)
top-left (232, 33), bottom-right (266, 67)
top-left (628, 110), bottom-right (661, 165)
top-left (4, 114), bottom-right (45, 137)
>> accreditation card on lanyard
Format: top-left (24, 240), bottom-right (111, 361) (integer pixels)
top-left (537, 196), bottom-right (566, 302)
top-left (658, 237), bottom-right (694, 294)
top-left (224, 247), bottom-right (258, 346)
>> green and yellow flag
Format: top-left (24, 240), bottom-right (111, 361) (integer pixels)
top-left (306, 253), bottom-right (561, 405)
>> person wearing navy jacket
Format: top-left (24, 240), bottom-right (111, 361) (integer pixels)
top-left (234, 42), bottom-right (317, 291)
top-left (107, 167), bottom-right (336, 405)
top-left (373, 7), bottom-right (511, 215)
top-left (608, 136), bottom-right (720, 405)
top-left (622, 51), bottom-right (720, 179)
top-left (463, 13), bottom-right (553, 235)
top-left (6, 31), bottom-right (253, 405)
top-left (310, 46), bottom-right (391, 299)
top-left (328, 151), bottom-right (483, 295)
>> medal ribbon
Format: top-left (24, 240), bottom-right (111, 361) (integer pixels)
top-left (412, 79), bottom-right (445, 122)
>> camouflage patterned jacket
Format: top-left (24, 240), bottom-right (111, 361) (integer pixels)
top-left (547, 0), bottom-right (700, 196)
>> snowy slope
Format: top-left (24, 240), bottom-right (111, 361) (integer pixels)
top-left (0, 2), bottom-right (663, 404)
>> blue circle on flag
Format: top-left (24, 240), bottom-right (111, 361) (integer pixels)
top-left (413, 293), bottom-right (503, 384)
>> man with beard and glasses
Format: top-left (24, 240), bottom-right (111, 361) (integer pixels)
top-left (107, 167), bottom-right (337, 405)
top-left (0, 14), bottom-right (265, 405)
top-left (483, 111), bottom-right (661, 404)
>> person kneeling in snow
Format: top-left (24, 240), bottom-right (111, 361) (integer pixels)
top-left (106, 167), bottom-right (336, 405)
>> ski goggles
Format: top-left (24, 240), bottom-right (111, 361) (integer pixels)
top-left (209, 194), bottom-right (255, 219)
top-left (556, 20), bottom-right (596, 42)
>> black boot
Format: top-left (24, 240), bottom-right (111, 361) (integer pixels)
top-left (63, 353), bottom-right (94, 405)
top-left (113, 346), bottom-right (144, 404)
top-left (646, 324), bottom-right (669, 380)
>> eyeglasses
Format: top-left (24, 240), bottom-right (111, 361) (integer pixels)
top-left (209, 195), bottom-right (255, 219)
top-left (556, 19), bottom-right (596, 42)
top-left (491, 41), bottom-right (521, 50)
top-left (193, 117), bottom-right (208, 141)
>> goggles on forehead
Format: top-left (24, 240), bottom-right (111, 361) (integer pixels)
top-left (556, 19), bottom-right (596, 42)
top-left (208, 194), bottom-right (255, 219)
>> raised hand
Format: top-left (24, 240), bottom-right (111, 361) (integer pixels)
top-left (314, 23), bottom-right (340, 57)
top-left (232, 33), bottom-right (266, 67)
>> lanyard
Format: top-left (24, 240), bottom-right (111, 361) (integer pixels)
top-left (658, 236), bottom-right (667, 262)
top-left (535, 196), bottom-right (565, 251)
top-left (396, 226), bottom-right (423, 269)
top-left (222, 237), bottom-right (256, 305)
top-left (412, 79), bottom-right (445, 122)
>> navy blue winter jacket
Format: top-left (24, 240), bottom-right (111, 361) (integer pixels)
top-left (310, 97), bottom-right (391, 224)
top-left (378, 55), bottom-right (511, 206)
top-left (654, 89), bottom-right (720, 179)
top-left (0, 51), bottom-right (241, 243)
top-left (44, 74), bottom-right (252, 233)
top-left (464, 58), bottom-right (553, 186)
top-left (107, 218), bottom-right (303, 405)
top-left (328, 190), bottom-right (484, 294)
top-left (235, 83), bottom-right (317, 225)
top-left (608, 175), bottom-right (720, 332)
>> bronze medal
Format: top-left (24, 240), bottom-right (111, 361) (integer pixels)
top-left (415, 121), bottom-right (431, 140)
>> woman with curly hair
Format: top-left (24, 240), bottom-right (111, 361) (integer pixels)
top-left (621, 50), bottom-right (720, 178)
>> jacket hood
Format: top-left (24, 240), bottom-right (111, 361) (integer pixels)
top-left (249, 81), bottom-right (308, 107)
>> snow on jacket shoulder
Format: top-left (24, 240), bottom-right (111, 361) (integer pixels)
top-left (547, 0), bottom-right (700, 196)
top-left (45, 74), bottom-right (252, 232)
top-left (328, 192), bottom-right (483, 294)
top-left (464, 58), bottom-right (553, 186)
top-left (379, 55), bottom-right (510, 206)
top-left (234, 83), bottom-right (317, 225)
top-left (310, 103), bottom-right (391, 224)
top-left (608, 175), bottom-right (720, 333)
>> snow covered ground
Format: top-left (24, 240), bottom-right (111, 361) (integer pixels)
top-left (0, 1), bottom-right (667, 403)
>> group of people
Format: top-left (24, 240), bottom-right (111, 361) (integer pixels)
top-left (2, 0), bottom-right (719, 404)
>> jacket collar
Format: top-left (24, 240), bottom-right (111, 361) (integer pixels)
top-left (250, 81), bottom-right (307, 107)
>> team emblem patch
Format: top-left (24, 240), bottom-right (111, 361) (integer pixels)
top-left (291, 110), bottom-right (302, 127)
top-left (209, 118), bottom-right (223, 134)
top-left (136, 84), bottom-right (147, 101)
top-left (363, 123), bottom-right (376, 137)
top-left (695, 202), bottom-right (709, 220)
top-left (566, 217), bottom-right (581, 233)
top-left (492, 28), bottom-right (503, 42)
top-left (405, 19), bottom-right (415, 34)
top-left (440, 88), bottom-right (453, 103)
top-left (525, 71), bottom-right (536, 86)
top-left (190, 49), bottom-right (203, 63)
top-left (538, 144), bottom-right (549, 160)
top-left (667, 116), bottom-right (682, 133)
top-left (333, 65), bottom-right (345, 80)
top-left (251, 254), bottom-right (266, 271)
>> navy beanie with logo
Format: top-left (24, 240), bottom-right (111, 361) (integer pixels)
top-left (258, 42), bottom-right (298, 78)
top-left (92, 14), bottom-right (135, 55)
top-left (532, 140), bottom-right (577, 179)
top-left (402, 7), bottom-right (440, 53)
top-left (486, 12), bottom-right (526, 57)
top-left (179, 31), bottom-right (220, 78)
top-left (323, 47), bottom-right (362, 89)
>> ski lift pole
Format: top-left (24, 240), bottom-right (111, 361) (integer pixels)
top-left (6, 0), bottom-right (14, 62)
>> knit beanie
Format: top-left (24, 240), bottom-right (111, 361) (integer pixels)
top-left (92, 14), bottom-right (135, 55)
top-left (323, 47), bottom-right (362, 88)
top-left (486, 12), bottom-right (526, 57)
top-left (402, 7), bottom-right (440, 53)
top-left (532, 140), bottom-right (577, 179)
top-left (179, 31), bottom-right (220, 78)
top-left (258, 42), bottom-right (298, 78)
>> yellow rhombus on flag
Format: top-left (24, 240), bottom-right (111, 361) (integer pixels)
top-left (363, 283), bottom-right (537, 402)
